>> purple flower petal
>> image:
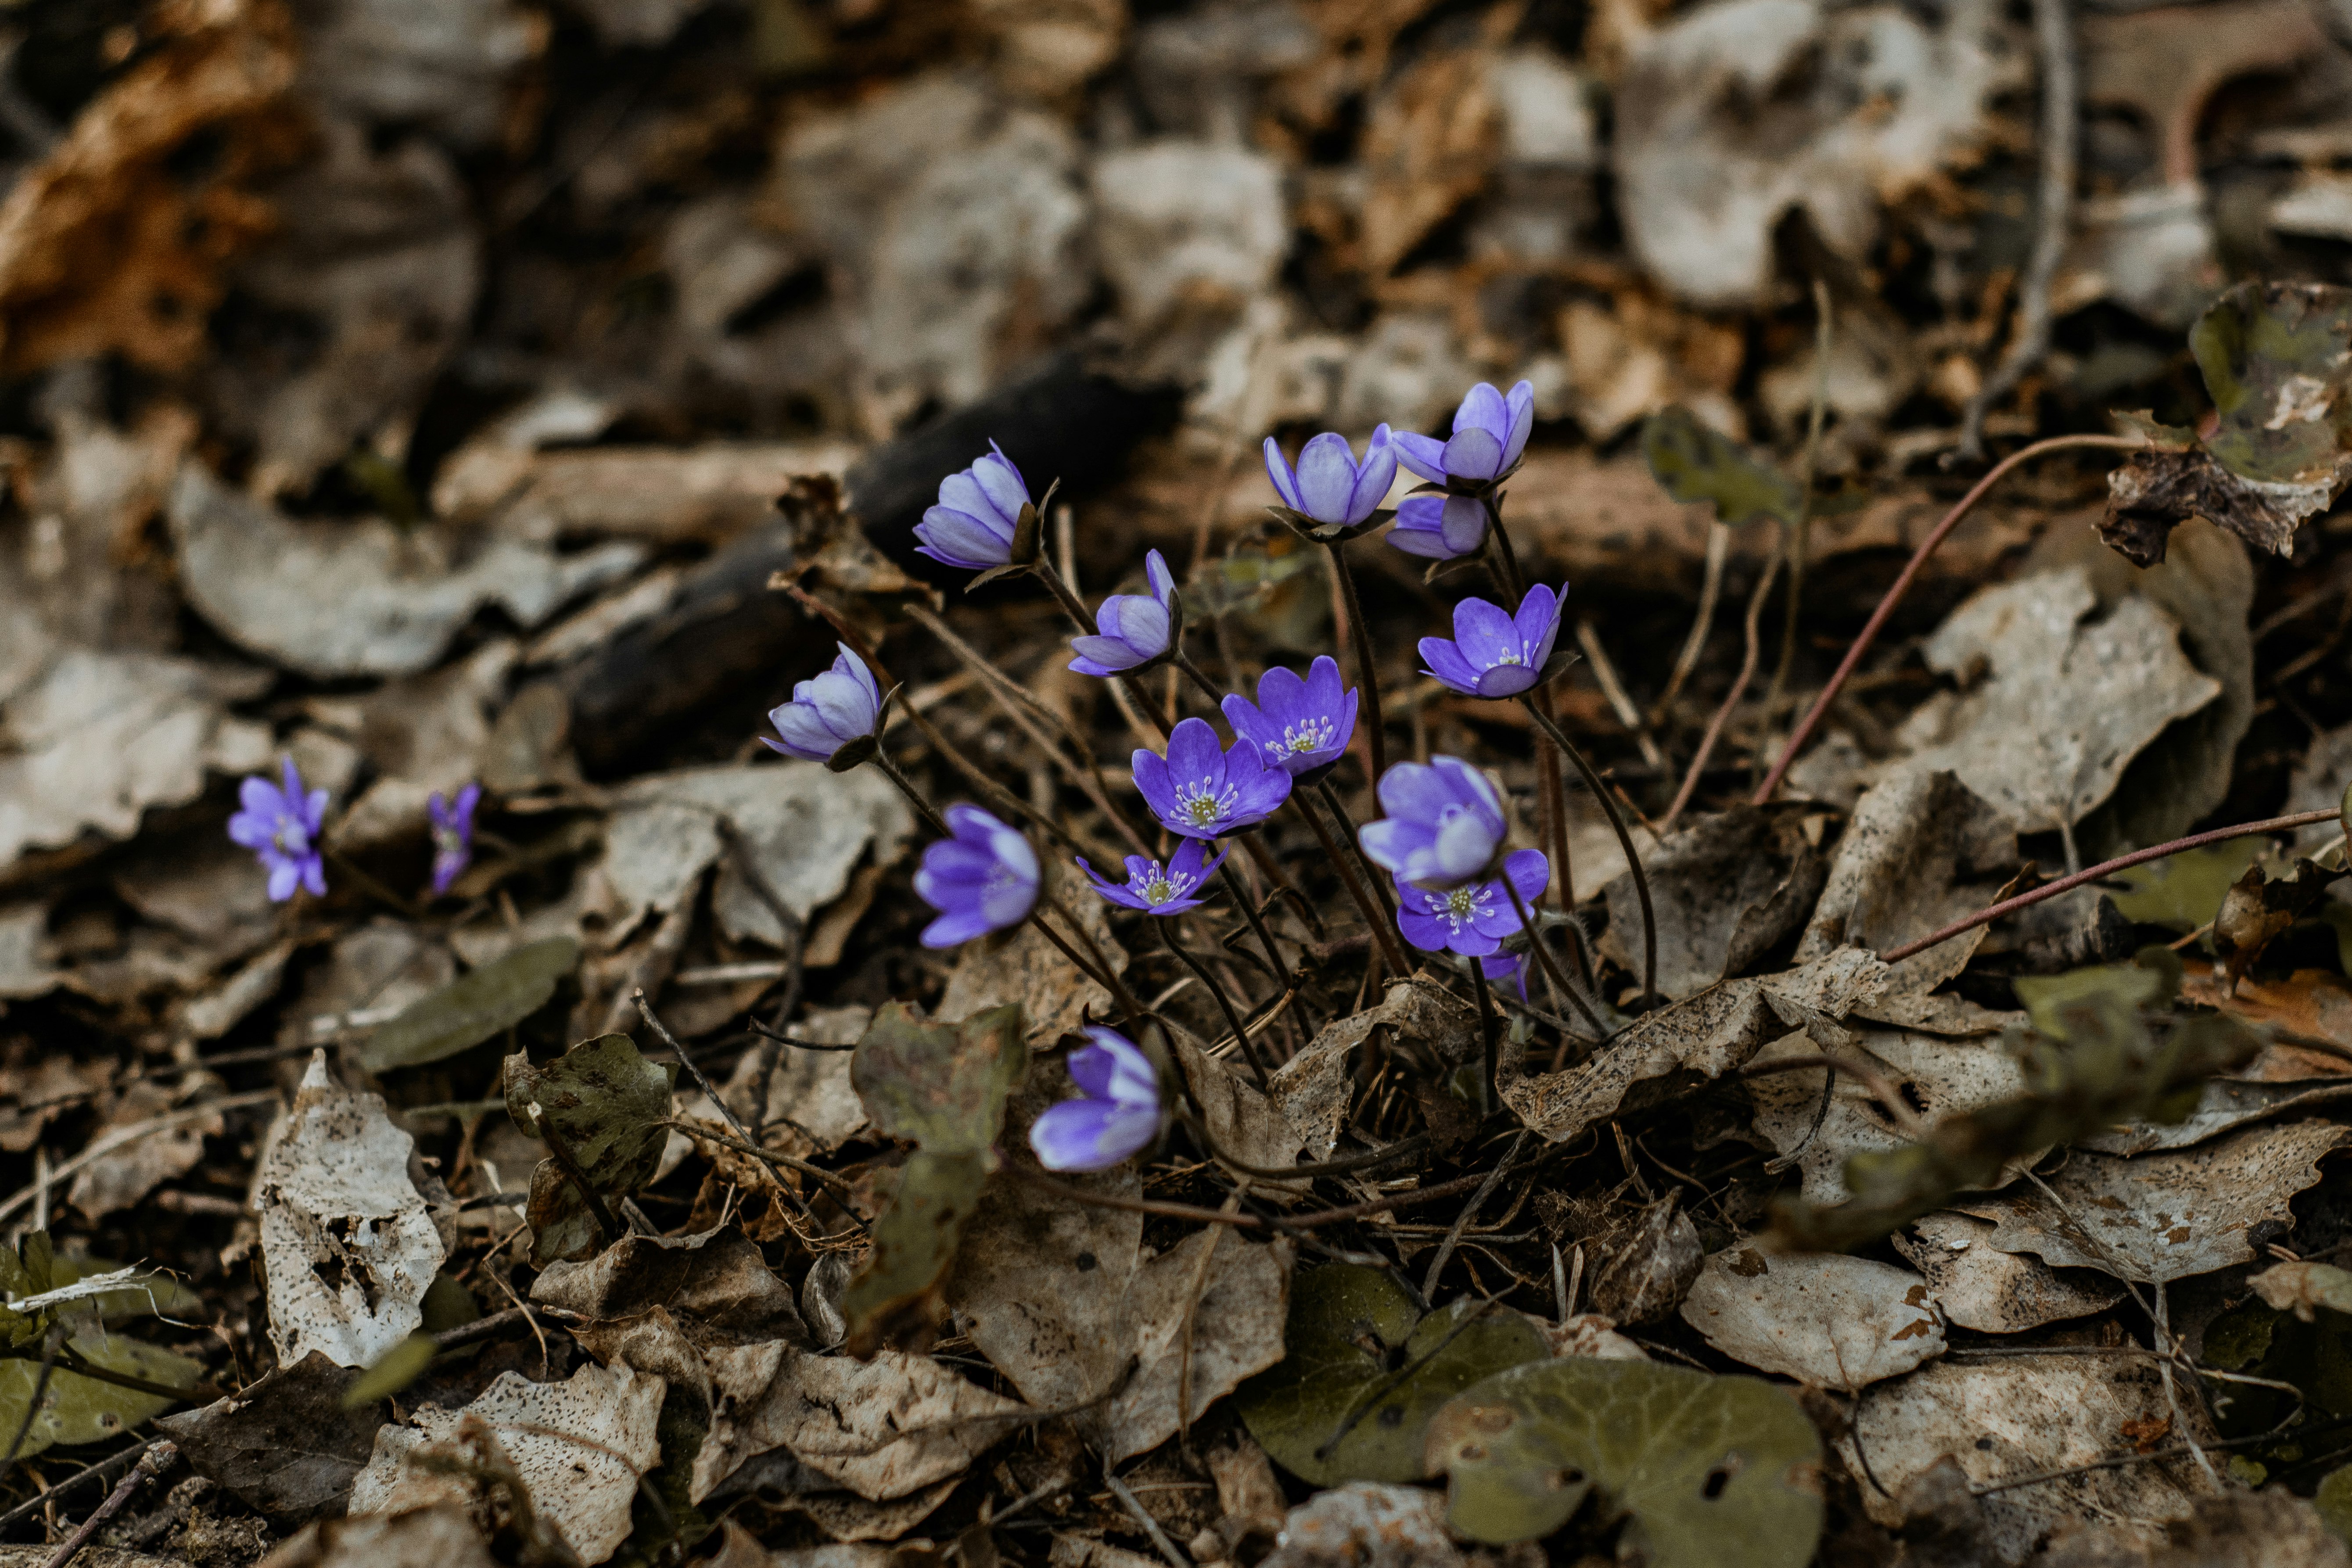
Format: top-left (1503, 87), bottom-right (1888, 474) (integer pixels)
top-left (1343, 426), bottom-right (1397, 522)
top-left (1293, 433), bottom-right (1359, 523)
top-left (1457, 382), bottom-right (1509, 443)
top-left (1501, 381), bottom-right (1535, 470)
top-left (1029, 1098), bottom-right (1159, 1171)
top-left (1391, 431), bottom-right (1449, 484)
top-left (1263, 437), bottom-right (1304, 511)
top-left (1451, 597), bottom-right (1521, 667)
top-left (1443, 426), bottom-right (1506, 482)
top-left (1419, 638), bottom-right (1484, 695)
top-left (971, 445), bottom-right (1030, 525)
top-left (1163, 717), bottom-right (1225, 784)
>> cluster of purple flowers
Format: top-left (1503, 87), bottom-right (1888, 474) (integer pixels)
top-left (751, 377), bottom-right (1578, 1173)
top-left (228, 760), bottom-right (481, 904)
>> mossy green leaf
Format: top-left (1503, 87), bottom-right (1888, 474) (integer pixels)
top-left (365, 936), bottom-right (578, 1072)
top-left (1235, 1263), bottom-right (1547, 1486)
top-left (2319, 1463), bottom-right (2352, 1545)
top-left (841, 1148), bottom-right (990, 1358)
top-left (1425, 1357), bottom-right (1824, 1562)
top-left (2011, 952), bottom-right (2178, 1041)
top-left (505, 1033), bottom-right (675, 1194)
top-left (851, 1003), bottom-right (1024, 1155)
top-left (1640, 406), bottom-right (1803, 528)
top-left (2104, 840), bottom-right (2263, 933)
top-left (0, 1333), bottom-right (205, 1460)
top-left (2191, 282), bottom-right (2352, 492)
top-left (341, 1333), bottom-right (436, 1409)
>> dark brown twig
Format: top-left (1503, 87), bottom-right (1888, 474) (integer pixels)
top-left (41, 1438), bottom-right (174, 1568)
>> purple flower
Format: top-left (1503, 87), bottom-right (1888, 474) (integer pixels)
top-left (1420, 584), bottom-right (1566, 699)
top-left (1359, 756), bottom-right (1506, 890)
top-left (1070, 550), bottom-right (1179, 678)
top-left (1393, 381), bottom-right (1536, 490)
top-left (228, 757), bottom-right (328, 903)
top-left (1395, 849), bottom-right (1550, 957)
top-left (1221, 656), bottom-right (1357, 778)
top-left (1079, 838), bottom-right (1230, 915)
top-left (1133, 718), bottom-right (1293, 841)
top-left (1386, 494), bottom-right (1489, 561)
top-left (763, 642), bottom-right (883, 764)
top-left (913, 804), bottom-right (1040, 947)
top-left (914, 442), bottom-right (1033, 571)
top-left (1481, 951), bottom-right (1529, 1000)
top-left (427, 783), bottom-right (481, 898)
top-left (1264, 426), bottom-right (1398, 536)
top-left (1030, 1026), bottom-right (1161, 1172)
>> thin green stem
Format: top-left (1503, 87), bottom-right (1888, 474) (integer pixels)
top-left (1521, 696), bottom-right (1658, 1011)
top-left (1314, 777), bottom-right (1400, 929)
top-left (1029, 555), bottom-right (1097, 635)
top-left (1217, 860), bottom-right (1289, 997)
top-left (1157, 922), bottom-right (1272, 1088)
top-left (868, 750), bottom-right (952, 837)
top-left (1173, 649), bottom-right (1226, 712)
top-left (1323, 542), bottom-right (1386, 787)
top-left (1481, 495), bottom-right (1527, 602)
top-left (1288, 794), bottom-right (1410, 980)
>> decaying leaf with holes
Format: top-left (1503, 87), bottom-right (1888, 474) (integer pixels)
top-left (841, 1003), bottom-right (1026, 1355)
top-left (1422, 1358), bottom-right (1824, 1561)
top-left (503, 1033), bottom-right (676, 1267)
top-left (1771, 950), bottom-right (2262, 1252)
top-left (259, 1052), bottom-right (451, 1367)
top-left (1235, 1263), bottom-right (1546, 1487)
top-left (2101, 282), bottom-right (2352, 565)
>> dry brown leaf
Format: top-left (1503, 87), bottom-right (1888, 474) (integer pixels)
top-left (1258, 1482), bottom-right (1466, 1568)
top-left (693, 1342), bottom-right (1028, 1505)
top-left (1359, 51), bottom-right (1500, 276)
top-left (0, 0), bottom-right (300, 375)
top-left (1959, 1120), bottom-right (2350, 1283)
top-left (68, 1079), bottom-right (223, 1220)
top-left (1600, 804), bottom-right (1829, 1000)
top-left (1680, 1247), bottom-right (1943, 1391)
top-left (1889, 1213), bottom-right (2124, 1334)
top-left (1747, 1026), bottom-right (2033, 1204)
top-left (1795, 770), bottom-right (2017, 995)
top-left (350, 1361), bottom-right (664, 1566)
top-left (939, 883), bottom-right (1125, 1044)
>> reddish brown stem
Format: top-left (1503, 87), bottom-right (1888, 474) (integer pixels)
top-left (1878, 808), bottom-right (2338, 964)
top-left (1752, 434), bottom-right (2141, 804)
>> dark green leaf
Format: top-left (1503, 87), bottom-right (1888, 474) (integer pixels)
top-left (363, 937), bottom-right (578, 1073)
top-left (0, 1334), bottom-right (205, 1461)
top-left (1640, 406), bottom-right (1802, 528)
top-left (1236, 1263), bottom-right (1547, 1486)
top-left (842, 1148), bottom-right (991, 1358)
top-left (2102, 840), bottom-right (2262, 934)
top-left (506, 1033), bottom-right (675, 1265)
top-left (851, 1003), bottom-right (1025, 1155)
top-left (341, 1334), bottom-right (436, 1409)
top-left (1425, 1357), bottom-right (1823, 1561)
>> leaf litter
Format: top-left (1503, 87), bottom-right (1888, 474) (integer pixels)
top-left (23, 7), bottom-right (2352, 1565)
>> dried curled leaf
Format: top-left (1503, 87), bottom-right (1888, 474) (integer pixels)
top-left (361, 936), bottom-right (578, 1073)
top-left (1424, 1357), bottom-right (1824, 1560)
top-left (2248, 1259), bottom-right (2352, 1322)
top-left (1236, 1263), bottom-right (1546, 1487)
top-left (504, 1033), bottom-right (675, 1266)
top-left (1770, 949), bottom-right (2262, 1251)
top-left (2101, 282), bottom-right (2352, 565)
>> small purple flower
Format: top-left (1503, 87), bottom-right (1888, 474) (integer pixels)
top-left (1481, 951), bottom-right (1529, 1000)
top-left (1070, 550), bottom-right (1179, 678)
top-left (228, 757), bottom-right (328, 903)
top-left (913, 804), bottom-right (1040, 947)
top-left (1393, 380), bottom-right (1536, 491)
top-left (1359, 757), bottom-right (1507, 890)
top-left (1395, 849), bottom-right (1550, 958)
top-left (1133, 718), bottom-right (1293, 841)
top-left (427, 783), bottom-right (481, 898)
top-left (1030, 1026), bottom-right (1161, 1172)
top-left (914, 442), bottom-right (1033, 571)
top-left (1386, 494), bottom-right (1489, 561)
top-left (1420, 584), bottom-right (1567, 699)
top-left (1264, 426), bottom-right (1398, 537)
top-left (1079, 838), bottom-right (1230, 915)
top-left (763, 642), bottom-right (883, 764)
top-left (1221, 656), bottom-right (1357, 778)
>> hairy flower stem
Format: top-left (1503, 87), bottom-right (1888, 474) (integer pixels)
top-left (1519, 696), bottom-right (1658, 1010)
top-left (1322, 541), bottom-right (1386, 787)
top-left (1481, 493), bottom-right (1582, 983)
top-left (1217, 861), bottom-right (1291, 997)
top-left (1288, 792), bottom-right (1411, 980)
top-left (1314, 777), bottom-right (1400, 926)
top-left (1498, 875), bottom-right (1606, 1041)
top-left (1467, 955), bottom-right (1502, 1116)
top-left (1752, 431), bottom-right (2142, 804)
top-left (1158, 922), bottom-right (1273, 1087)
top-left (1880, 806), bottom-right (2341, 965)
top-left (1029, 554), bottom-right (1099, 636)
top-left (867, 749), bottom-right (952, 837)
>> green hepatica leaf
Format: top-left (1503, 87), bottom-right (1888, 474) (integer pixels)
top-left (506, 1034), bottom-right (675, 1265)
top-left (1640, 406), bottom-right (1803, 528)
top-left (364, 936), bottom-right (578, 1073)
top-left (2104, 840), bottom-right (2264, 933)
top-left (1235, 1263), bottom-right (1547, 1486)
top-left (852, 1003), bottom-right (1024, 1155)
top-left (2321, 1464), bottom-right (2352, 1545)
top-left (1425, 1357), bottom-right (1824, 1562)
top-left (841, 1148), bottom-right (990, 1358)
top-left (0, 1334), bottom-right (205, 1461)
top-left (2010, 952), bottom-right (2178, 1042)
